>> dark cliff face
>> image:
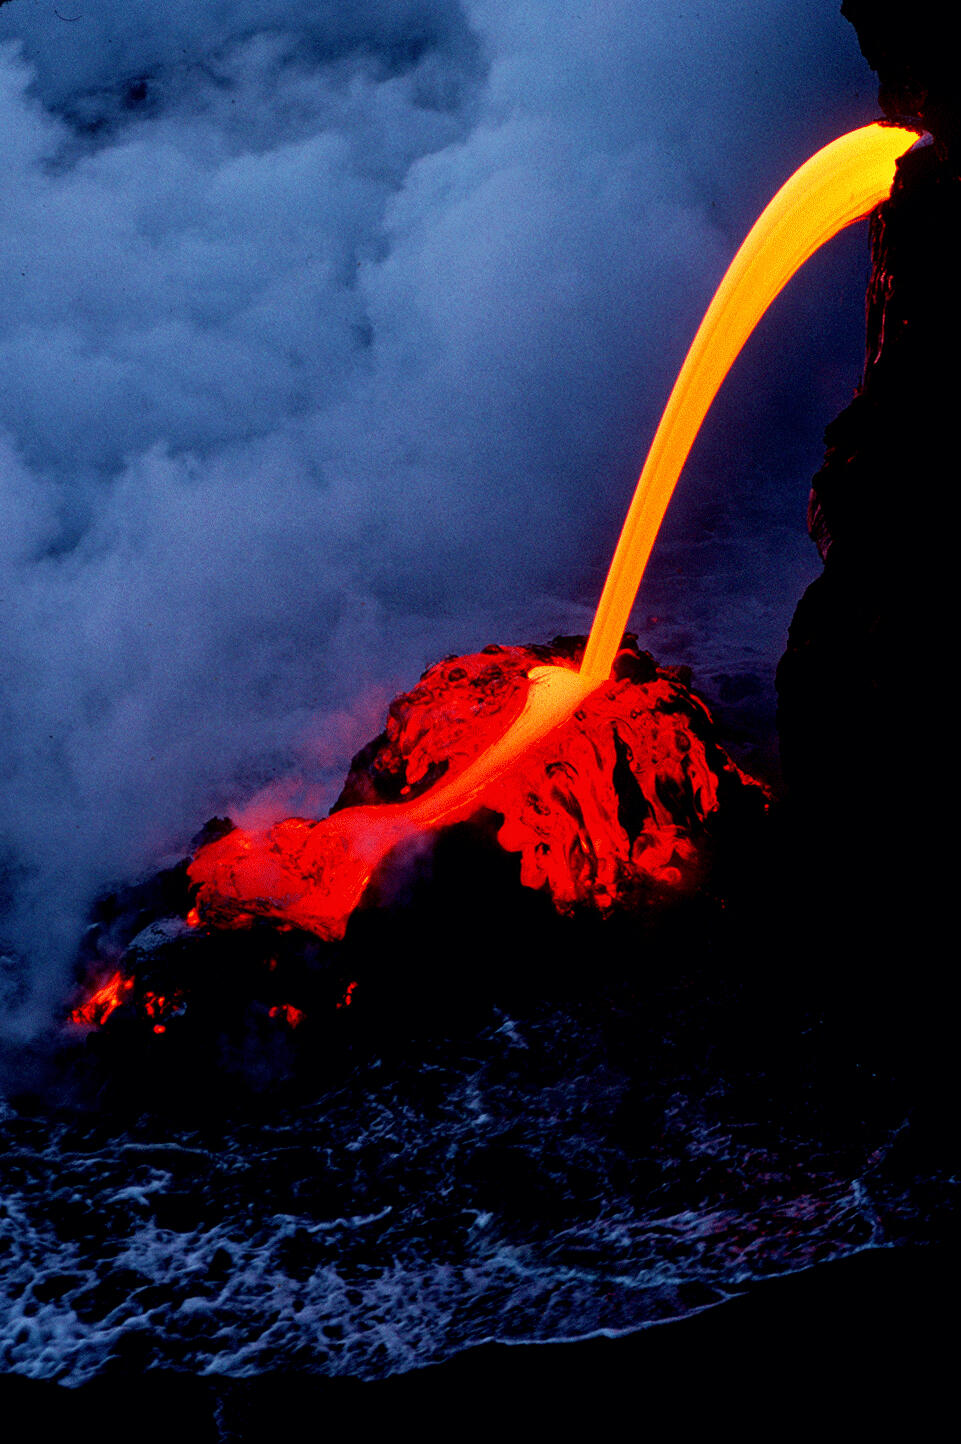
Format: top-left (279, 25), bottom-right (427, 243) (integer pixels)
top-left (774, 5), bottom-right (960, 1067)
top-left (777, 5), bottom-right (960, 831)
top-left (842, 0), bottom-right (961, 161)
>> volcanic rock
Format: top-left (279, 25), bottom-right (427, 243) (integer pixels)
top-left (778, 167), bottom-right (960, 809)
top-left (775, 1), bottom-right (960, 1068)
top-left (188, 636), bottom-right (764, 939)
top-left (842, 0), bottom-right (961, 161)
top-left (778, 7), bottom-right (959, 817)
top-left (64, 636), bottom-right (765, 1078)
top-left (779, 5), bottom-right (959, 805)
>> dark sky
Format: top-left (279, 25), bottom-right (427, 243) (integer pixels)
top-left (0, 1), bottom-right (876, 1023)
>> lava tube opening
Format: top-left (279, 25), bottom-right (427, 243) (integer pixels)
top-left (579, 120), bottom-right (922, 686)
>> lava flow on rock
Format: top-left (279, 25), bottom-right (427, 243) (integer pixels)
top-left (66, 636), bottom-right (763, 1051)
top-left (65, 120), bottom-right (920, 1043)
top-left (188, 637), bottom-right (761, 942)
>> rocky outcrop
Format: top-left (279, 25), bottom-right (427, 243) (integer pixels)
top-left (188, 637), bottom-right (763, 940)
top-left (774, 4), bottom-right (960, 1071)
top-left (61, 637), bottom-right (765, 1088)
top-left (777, 6), bottom-right (960, 835)
top-left (842, 0), bottom-right (961, 162)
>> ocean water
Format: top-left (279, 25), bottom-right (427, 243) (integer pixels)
top-left (0, 952), bottom-right (950, 1388)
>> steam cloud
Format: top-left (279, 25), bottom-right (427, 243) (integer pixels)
top-left (0, 1), bottom-right (872, 1026)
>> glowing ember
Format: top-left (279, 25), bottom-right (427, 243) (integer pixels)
top-left (336, 982), bottom-right (358, 1010)
top-left (143, 989), bottom-right (185, 1027)
top-left (69, 970), bottom-right (133, 1027)
top-left (269, 1004), bottom-right (306, 1028)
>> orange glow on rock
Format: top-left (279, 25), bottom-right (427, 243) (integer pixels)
top-left (189, 650), bottom-right (598, 938)
top-left (140, 989), bottom-right (186, 1030)
top-left (336, 981), bottom-right (358, 1010)
top-left (189, 645), bottom-right (757, 938)
top-left (69, 970), bottom-right (133, 1027)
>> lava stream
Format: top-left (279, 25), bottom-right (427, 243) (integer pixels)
top-left (580, 120), bottom-right (921, 682)
top-left (190, 661), bottom-right (598, 938)
top-left (188, 122), bottom-right (920, 941)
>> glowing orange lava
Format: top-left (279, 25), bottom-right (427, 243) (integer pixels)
top-left (69, 970), bottom-right (133, 1027)
top-left (190, 644), bottom-right (757, 937)
top-left (190, 654), bottom-right (596, 938)
top-left (579, 121), bottom-right (920, 683)
top-left (185, 122), bottom-right (918, 943)
top-left (336, 982), bottom-right (358, 1010)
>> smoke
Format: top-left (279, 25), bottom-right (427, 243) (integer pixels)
top-left (0, 1), bottom-right (872, 1025)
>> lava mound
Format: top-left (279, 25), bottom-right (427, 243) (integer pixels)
top-left (189, 636), bottom-right (763, 936)
top-left (66, 637), bottom-right (765, 1068)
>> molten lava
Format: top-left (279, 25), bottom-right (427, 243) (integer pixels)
top-left (268, 1003), bottom-right (306, 1028)
top-left (580, 121), bottom-right (921, 682)
top-left (189, 643), bottom-right (757, 938)
top-left (67, 122), bottom-right (922, 1031)
top-left (186, 122), bottom-right (919, 944)
top-left (69, 970), bottom-right (132, 1027)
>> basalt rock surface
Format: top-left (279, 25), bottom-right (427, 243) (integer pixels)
top-left (777, 132), bottom-right (960, 815)
top-left (775, 2), bottom-right (960, 1064)
top-left (842, 0), bottom-right (961, 162)
top-left (779, 4), bottom-right (960, 819)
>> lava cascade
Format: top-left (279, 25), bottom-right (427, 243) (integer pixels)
top-left (188, 641), bottom-right (759, 940)
top-left (186, 124), bottom-right (918, 948)
top-left (70, 122), bottom-right (920, 1018)
top-left (580, 121), bottom-right (921, 683)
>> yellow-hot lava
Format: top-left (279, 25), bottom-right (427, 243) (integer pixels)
top-left (579, 120), bottom-right (921, 683)
top-left (184, 123), bottom-right (920, 944)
